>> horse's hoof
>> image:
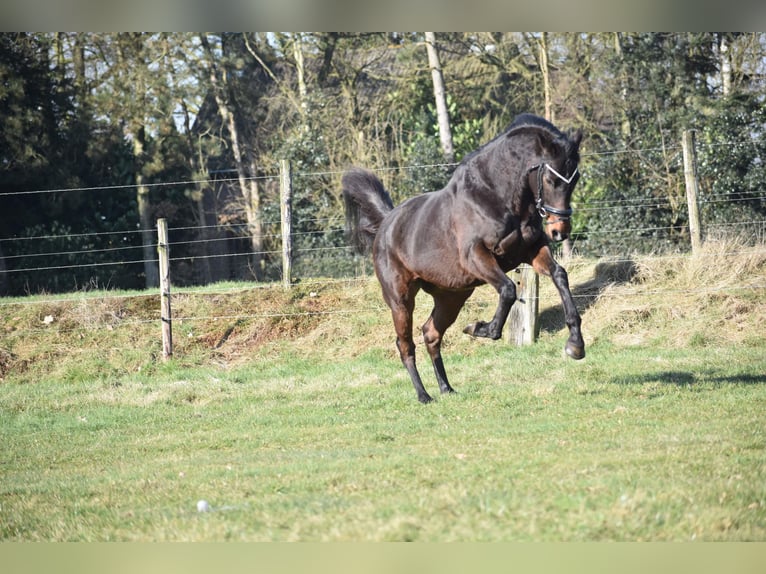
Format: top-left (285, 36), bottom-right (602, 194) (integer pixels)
top-left (464, 321), bottom-right (500, 339)
top-left (565, 343), bottom-right (585, 360)
top-left (418, 393), bottom-right (434, 404)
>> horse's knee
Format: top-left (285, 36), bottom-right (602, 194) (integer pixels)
top-left (499, 281), bottom-right (517, 305)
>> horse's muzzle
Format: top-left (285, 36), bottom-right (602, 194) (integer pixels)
top-left (545, 219), bottom-right (570, 242)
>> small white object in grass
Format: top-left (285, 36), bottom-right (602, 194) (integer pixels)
top-left (197, 499), bottom-right (211, 513)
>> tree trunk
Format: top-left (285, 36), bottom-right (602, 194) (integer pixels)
top-left (182, 100), bottom-right (213, 284)
top-left (201, 34), bottom-right (264, 280)
top-left (614, 33), bottom-right (632, 139)
top-left (719, 33), bottom-right (732, 97)
top-left (539, 32), bottom-right (553, 124)
top-left (133, 126), bottom-right (159, 288)
top-left (537, 34), bottom-right (571, 258)
top-left (293, 33), bottom-right (308, 115)
top-left (113, 33), bottom-right (158, 289)
top-left (72, 34), bottom-right (85, 95)
top-left (424, 32), bottom-right (454, 163)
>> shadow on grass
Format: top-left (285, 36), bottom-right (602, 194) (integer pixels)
top-left (709, 373), bottom-right (766, 385)
top-left (539, 258), bottom-right (638, 333)
top-left (610, 370), bottom-right (766, 386)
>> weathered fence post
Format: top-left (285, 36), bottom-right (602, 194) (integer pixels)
top-left (508, 264), bottom-right (539, 346)
top-left (280, 159), bottom-right (293, 288)
top-left (682, 129), bottom-right (702, 254)
top-left (157, 218), bottom-right (172, 359)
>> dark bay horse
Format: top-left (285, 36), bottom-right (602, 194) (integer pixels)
top-left (343, 113), bottom-right (584, 403)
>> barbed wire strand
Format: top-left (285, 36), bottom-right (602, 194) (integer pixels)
top-left (2, 189), bottom-right (763, 247)
top-left (2, 220), bottom-right (765, 275)
top-left (2, 245), bottom-right (764, 311)
top-left (1, 133), bottom-right (762, 199)
top-left (3, 197), bottom-right (764, 262)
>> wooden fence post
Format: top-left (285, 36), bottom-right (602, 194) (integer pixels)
top-left (508, 264), bottom-right (539, 346)
top-left (157, 218), bottom-right (172, 360)
top-left (280, 159), bottom-right (293, 288)
top-left (682, 129), bottom-right (702, 254)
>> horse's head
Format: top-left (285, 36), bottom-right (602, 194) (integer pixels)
top-left (532, 129), bottom-right (582, 242)
top-left (510, 117), bottom-right (583, 242)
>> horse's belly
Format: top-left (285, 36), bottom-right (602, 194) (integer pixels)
top-left (413, 256), bottom-right (486, 290)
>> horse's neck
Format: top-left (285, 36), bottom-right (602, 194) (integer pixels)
top-left (483, 144), bottom-right (530, 214)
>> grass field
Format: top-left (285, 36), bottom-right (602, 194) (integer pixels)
top-left (1, 242), bottom-right (765, 541)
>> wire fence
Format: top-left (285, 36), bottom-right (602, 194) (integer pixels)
top-left (2, 246), bottom-right (765, 357)
top-left (2, 137), bottom-right (766, 342)
top-left (2, 259), bottom-right (765, 345)
top-left (2, 196), bottom-right (764, 280)
top-left (0, 135), bottom-right (755, 199)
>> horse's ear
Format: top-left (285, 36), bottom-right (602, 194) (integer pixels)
top-left (570, 129), bottom-right (583, 150)
top-left (507, 125), bottom-right (550, 155)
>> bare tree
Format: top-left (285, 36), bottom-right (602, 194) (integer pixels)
top-left (200, 33), bottom-right (265, 280)
top-left (718, 33), bottom-right (733, 97)
top-left (539, 32), bottom-right (553, 123)
top-left (424, 32), bottom-right (454, 163)
top-left (112, 33), bottom-right (159, 287)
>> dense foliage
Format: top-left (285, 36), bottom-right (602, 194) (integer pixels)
top-left (1, 33), bottom-right (765, 294)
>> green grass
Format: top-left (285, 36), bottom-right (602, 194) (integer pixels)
top-left (2, 339), bottom-right (765, 541)
top-left (1, 245), bottom-right (765, 540)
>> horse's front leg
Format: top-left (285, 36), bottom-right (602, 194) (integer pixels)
top-left (531, 246), bottom-right (585, 359)
top-left (462, 280), bottom-right (516, 340)
top-left (461, 244), bottom-right (517, 340)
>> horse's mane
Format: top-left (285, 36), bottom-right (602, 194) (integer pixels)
top-left (447, 113), bottom-right (580, 217)
top-left (458, 113), bottom-right (576, 169)
top-left (507, 113), bottom-right (579, 159)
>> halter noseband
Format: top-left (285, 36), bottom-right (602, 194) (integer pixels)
top-left (528, 163), bottom-right (578, 222)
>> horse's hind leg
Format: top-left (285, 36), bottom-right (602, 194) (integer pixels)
top-left (383, 282), bottom-right (433, 403)
top-left (393, 308), bottom-right (433, 404)
top-left (422, 289), bottom-right (473, 395)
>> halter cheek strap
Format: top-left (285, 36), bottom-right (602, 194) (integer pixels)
top-left (528, 163), bottom-right (578, 221)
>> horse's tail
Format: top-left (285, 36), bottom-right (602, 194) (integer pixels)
top-left (342, 167), bottom-right (395, 255)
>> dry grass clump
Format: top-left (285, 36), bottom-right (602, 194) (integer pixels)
top-left (167, 278), bottom-right (390, 365)
top-left (633, 237), bottom-right (766, 290)
top-left (1, 239), bottom-right (763, 383)
top-left (580, 239), bottom-right (766, 348)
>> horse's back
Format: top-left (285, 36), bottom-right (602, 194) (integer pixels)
top-left (376, 191), bottom-right (451, 253)
top-left (374, 188), bottom-right (489, 290)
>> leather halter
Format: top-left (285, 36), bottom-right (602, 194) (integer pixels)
top-left (528, 163), bottom-right (579, 222)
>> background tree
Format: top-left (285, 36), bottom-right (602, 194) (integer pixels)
top-left (199, 33), bottom-right (272, 281)
top-left (2, 32), bottom-right (765, 295)
top-left (424, 32), bottom-right (454, 163)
